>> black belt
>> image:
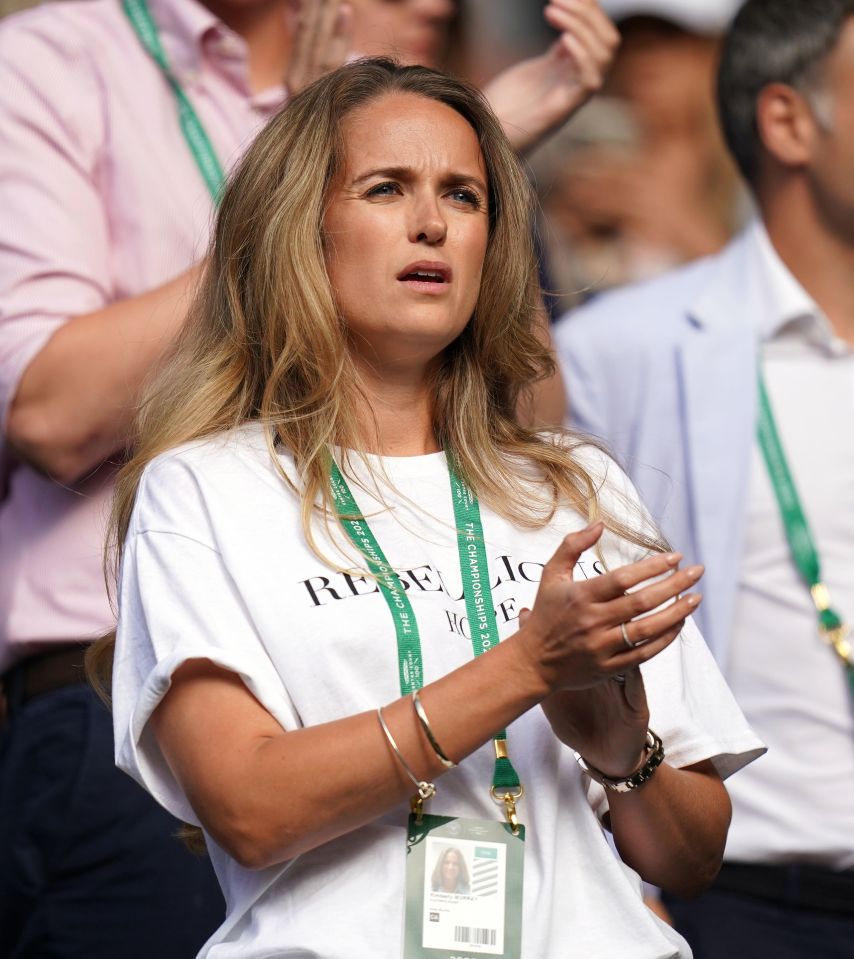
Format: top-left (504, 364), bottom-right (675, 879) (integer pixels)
top-left (714, 861), bottom-right (854, 916)
top-left (1, 645), bottom-right (89, 712)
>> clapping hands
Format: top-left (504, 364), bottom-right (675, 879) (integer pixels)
top-left (517, 522), bottom-right (703, 778)
top-left (484, 0), bottom-right (620, 154)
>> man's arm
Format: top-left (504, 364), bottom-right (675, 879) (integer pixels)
top-left (0, 25), bottom-right (197, 485)
top-left (7, 267), bottom-right (200, 484)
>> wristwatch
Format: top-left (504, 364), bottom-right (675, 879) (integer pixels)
top-left (573, 729), bottom-right (665, 793)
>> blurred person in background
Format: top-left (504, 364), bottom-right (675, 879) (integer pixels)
top-left (534, 0), bottom-right (743, 312)
top-left (556, 1), bottom-right (854, 955)
top-left (0, 0), bottom-right (616, 954)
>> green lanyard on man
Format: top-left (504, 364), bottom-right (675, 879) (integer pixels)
top-left (757, 366), bottom-right (854, 696)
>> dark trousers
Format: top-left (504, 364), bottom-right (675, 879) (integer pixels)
top-left (662, 883), bottom-right (854, 959)
top-left (0, 681), bottom-right (225, 958)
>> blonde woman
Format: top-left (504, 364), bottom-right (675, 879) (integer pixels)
top-left (101, 60), bottom-right (763, 958)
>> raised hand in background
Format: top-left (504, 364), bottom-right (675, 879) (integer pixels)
top-left (484, 0), bottom-right (620, 154)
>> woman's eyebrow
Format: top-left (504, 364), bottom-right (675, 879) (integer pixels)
top-left (350, 166), bottom-right (487, 194)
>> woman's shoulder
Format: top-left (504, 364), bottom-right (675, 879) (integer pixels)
top-left (535, 428), bottom-right (631, 492)
top-left (533, 429), bottom-right (661, 559)
top-left (142, 423), bottom-right (294, 481)
top-left (132, 424), bottom-right (297, 536)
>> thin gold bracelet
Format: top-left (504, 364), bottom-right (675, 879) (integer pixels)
top-left (377, 706), bottom-right (436, 801)
top-left (411, 690), bottom-right (457, 769)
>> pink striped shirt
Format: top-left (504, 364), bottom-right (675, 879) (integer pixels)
top-left (0, 0), bottom-right (286, 671)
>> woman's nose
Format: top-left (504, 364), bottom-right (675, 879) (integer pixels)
top-left (409, 195), bottom-right (447, 245)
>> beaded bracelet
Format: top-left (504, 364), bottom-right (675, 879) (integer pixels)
top-left (573, 729), bottom-right (665, 794)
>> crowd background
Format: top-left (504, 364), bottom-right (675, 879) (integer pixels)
top-left (0, 0), bottom-right (745, 317)
top-left (2, 0), bottom-right (852, 957)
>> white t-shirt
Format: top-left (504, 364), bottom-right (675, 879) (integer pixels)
top-left (113, 424), bottom-right (764, 959)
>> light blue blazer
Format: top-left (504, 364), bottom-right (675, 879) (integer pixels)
top-left (555, 228), bottom-right (767, 667)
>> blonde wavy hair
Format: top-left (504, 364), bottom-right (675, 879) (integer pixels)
top-left (88, 58), bottom-right (661, 696)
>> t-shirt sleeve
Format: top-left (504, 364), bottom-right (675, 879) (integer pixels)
top-left (112, 453), bottom-right (302, 824)
top-left (640, 615), bottom-right (765, 778)
top-left (573, 442), bottom-right (766, 780)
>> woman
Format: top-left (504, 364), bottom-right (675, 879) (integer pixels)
top-left (103, 59), bottom-right (763, 957)
top-left (431, 847), bottom-right (470, 895)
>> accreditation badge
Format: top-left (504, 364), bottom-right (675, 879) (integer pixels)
top-left (404, 814), bottom-right (525, 959)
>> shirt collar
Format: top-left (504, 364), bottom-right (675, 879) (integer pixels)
top-left (143, 0), bottom-right (288, 107)
top-left (747, 219), bottom-right (849, 356)
top-left (146, 0), bottom-right (241, 82)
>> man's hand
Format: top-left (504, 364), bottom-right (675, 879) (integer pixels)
top-left (286, 0), bottom-right (354, 95)
top-left (484, 0), bottom-right (619, 154)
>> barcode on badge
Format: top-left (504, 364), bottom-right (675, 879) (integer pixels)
top-left (454, 926), bottom-right (497, 946)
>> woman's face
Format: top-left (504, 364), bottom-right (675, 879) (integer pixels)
top-left (442, 850), bottom-right (461, 890)
top-left (324, 92), bottom-right (489, 378)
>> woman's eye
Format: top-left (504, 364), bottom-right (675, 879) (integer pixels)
top-left (449, 188), bottom-right (482, 208)
top-left (366, 182), bottom-right (400, 198)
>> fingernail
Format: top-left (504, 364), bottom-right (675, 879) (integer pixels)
top-left (686, 565), bottom-right (704, 580)
top-left (665, 552), bottom-right (682, 565)
top-left (687, 593), bottom-right (702, 606)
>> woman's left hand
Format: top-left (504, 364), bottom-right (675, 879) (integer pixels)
top-left (519, 606), bottom-right (651, 778)
top-left (483, 0), bottom-right (620, 154)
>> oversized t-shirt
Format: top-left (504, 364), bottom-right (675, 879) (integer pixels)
top-left (112, 424), bottom-right (764, 959)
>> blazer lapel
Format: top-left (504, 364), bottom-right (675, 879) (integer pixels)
top-left (677, 235), bottom-right (758, 664)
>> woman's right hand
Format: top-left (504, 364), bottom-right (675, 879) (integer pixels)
top-left (517, 522), bottom-right (703, 694)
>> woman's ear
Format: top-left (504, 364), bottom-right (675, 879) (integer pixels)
top-left (755, 81), bottom-right (821, 172)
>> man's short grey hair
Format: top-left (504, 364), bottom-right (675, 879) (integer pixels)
top-left (717, 0), bottom-right (854, 186)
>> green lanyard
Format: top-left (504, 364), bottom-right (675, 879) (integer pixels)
top-left (757, 366), bottom-right (854, 694)
top-left (123, 0), bottom-right (226, 203)
top-left (328, 457), bottom-right (523, 820)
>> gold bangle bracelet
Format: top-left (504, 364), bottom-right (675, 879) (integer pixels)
top-left (411, 690), bottom-right (457, 769)
top-left (377, 706), bottom-right (436, 801)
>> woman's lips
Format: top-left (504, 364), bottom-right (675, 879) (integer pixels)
top-left (398, 277), bottom-right (451, 294)
top-left (397, 262), bottom-right (452, 294)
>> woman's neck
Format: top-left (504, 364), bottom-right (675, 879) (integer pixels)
top-left (352, 363), bottom-right (440, 457)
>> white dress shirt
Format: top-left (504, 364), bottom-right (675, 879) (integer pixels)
top-left (724, 222), bottom-right (854, 868)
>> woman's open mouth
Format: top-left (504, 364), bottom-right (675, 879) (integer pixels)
top-left (397, 261), bottom-right (452, 293)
